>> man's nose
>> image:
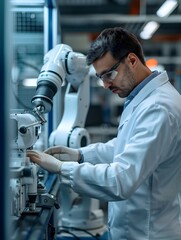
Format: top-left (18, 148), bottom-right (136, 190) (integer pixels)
top-left (102, 80), bottom-right (112, 89)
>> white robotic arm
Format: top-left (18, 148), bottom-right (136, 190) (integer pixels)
top-left (31, 44), bottom-right (90, 148)
top-left (31, 44), bottom-right (104, 234)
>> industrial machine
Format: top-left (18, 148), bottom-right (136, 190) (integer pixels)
top-left (10, 110), bottom-right (42, 217)
top-left (10, 109), bottom-right (61, 240)
top-left (10, 44), bottom-right (107, 239)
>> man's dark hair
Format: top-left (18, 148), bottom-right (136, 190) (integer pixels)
top-left (86, 27), bottom-right (145, 65)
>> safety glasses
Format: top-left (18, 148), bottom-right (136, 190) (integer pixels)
top-left (96, 53), bottom-right (128, 82)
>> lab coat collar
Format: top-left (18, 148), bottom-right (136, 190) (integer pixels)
top-left (119, 71), bottom-right (169, 128)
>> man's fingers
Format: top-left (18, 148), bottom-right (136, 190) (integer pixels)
top-left (44, 147), bottom-right (62, 155)
top-left (27, 151), bottom-right (42, 163)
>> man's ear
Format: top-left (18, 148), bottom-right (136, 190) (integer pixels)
top-left (127, 53), bottom-right (138, 67)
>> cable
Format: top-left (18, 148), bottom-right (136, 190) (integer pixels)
top-left (58, 226), bottom-right (102, 240)
top-left (82, 229), bottom-right (101, 239)
top-left (58, 229), bottom-right (81, 240)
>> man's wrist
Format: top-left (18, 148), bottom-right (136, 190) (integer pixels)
top-left (78, 149), bottom-right (84, 164)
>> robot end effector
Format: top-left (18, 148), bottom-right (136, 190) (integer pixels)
top-left (31, 44), bottom-right (89, 114)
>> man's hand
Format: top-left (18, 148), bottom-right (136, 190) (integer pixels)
top-left (44, 146), bottom-right (81, 162)
top-left (26, 150), bottom-right (63, 173)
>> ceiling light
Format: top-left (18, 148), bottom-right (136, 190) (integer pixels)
top-left (140, 21), bottom-right (160, 40)
top-left (156, 0), bottom-right (178, 17)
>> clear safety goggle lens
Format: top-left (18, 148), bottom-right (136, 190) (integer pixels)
top-left (101, 70), bottom-right (118, 82)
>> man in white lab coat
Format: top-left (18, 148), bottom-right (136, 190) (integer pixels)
top-left (27, 27), bottom-right (181, 239)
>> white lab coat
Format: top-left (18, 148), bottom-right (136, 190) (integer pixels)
top-left (61, 71), bottom-right (181, 240)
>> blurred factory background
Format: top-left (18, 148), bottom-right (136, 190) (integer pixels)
top-left (1, 0), bottom-right (181, 239)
